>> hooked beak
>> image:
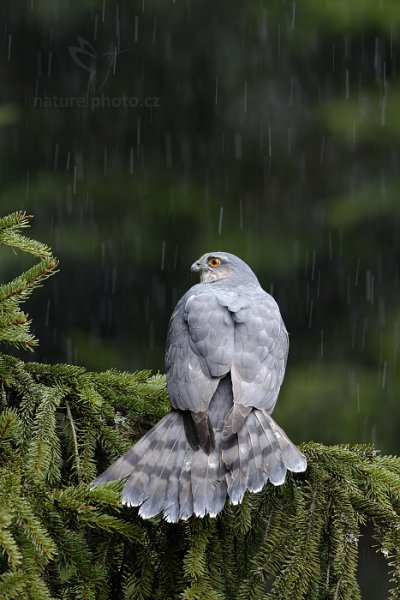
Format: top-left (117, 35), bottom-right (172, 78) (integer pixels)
top-left (190, 261), bottom-right (202, 274)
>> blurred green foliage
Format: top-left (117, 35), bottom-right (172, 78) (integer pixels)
top-left (300, 0), bottom-right (400, 33)
top-left (321, 93), bottom-right (400, 145)
top-left (0, 104), bottom-right (21, 128)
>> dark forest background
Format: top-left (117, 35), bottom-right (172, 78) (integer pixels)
top-left (1, 1), bottom-right (400, 596)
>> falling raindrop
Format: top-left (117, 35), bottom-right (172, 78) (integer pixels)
top-left (381, 361), bottom-right (387, 389)
top-left (362, 319), bottom-right (368, 350)
top-left (345, 69), bottom-right (350, 98)
top-left (366, 270), bottom-right (374, 305)
top-left (7, 33), bottom-right (12, 60)
top-left (53, 144), bottom-right (59, 171)
top-left (166, 133), bottom-right (172, 168)
top-left (311, 250), bottom-right (316, 281)
top-left (47, 51), bottom-right (52, 78)
top-left (103, 146), bottom-right (108, 176)
top-left (355, 258), bottom-right (360, 286)
top-left (26, 171), bottom-right (30, 202)
top-left (161, 241), bottom-right (166, 271)
top-left (152, 18), bottom-right (157, 43)
top-left (73, 165), bottom-right (77, 194)
top-left (234, 134), bottom-right (242, 160)
top-left (268, 125), bottom-right (272, 157)
top-left (134, 15), bottom-right (139, 43)
top-left (291, 1), bottom-right (296, 30)
top-left (371, 425), bottom-right (377, 449)
top-left (320, 136), bottom-right (325, 164)
top-left (218, 207), bottom-right (224, 235)
top-left (308, 299), bottom-right (313, 328)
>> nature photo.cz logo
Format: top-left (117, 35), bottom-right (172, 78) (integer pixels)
top-left (33, 36), bottom-right (160, 111)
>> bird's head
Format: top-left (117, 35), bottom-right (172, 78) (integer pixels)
top-left (190, 252), bottom-right (257, 284)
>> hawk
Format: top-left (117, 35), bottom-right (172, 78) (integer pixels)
top-left (93, 252), bottom-right (307, 522)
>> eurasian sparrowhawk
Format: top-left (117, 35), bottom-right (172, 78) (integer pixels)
top-left (93, 252), bottom-right (307, 521)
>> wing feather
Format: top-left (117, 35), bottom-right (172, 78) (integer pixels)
top-left (229, 292), bottom-right (289, 413)
top-left (166, 285), bottom-right (235, 413)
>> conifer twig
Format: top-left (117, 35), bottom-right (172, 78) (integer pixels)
top-left (0, 212), bottom-right (58, 349)
top-left (65, 400), bottom-right (81, 477)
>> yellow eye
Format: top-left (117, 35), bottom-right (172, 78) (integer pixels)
top-left (208, 257), bottom-right (221, 267)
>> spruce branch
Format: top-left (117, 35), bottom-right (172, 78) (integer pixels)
top-left (0, 211), bottom-right (33, 233)
top-left (0, 211), bottom-right (58, 350)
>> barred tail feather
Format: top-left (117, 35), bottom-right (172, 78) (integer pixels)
top-left (268, 418), bottom-right (308, 473)
top-left (163, 437), bottom-right (187, 523)
top-left (223, 428), bottom-right (249, 505)
top-left (191, 384), bottom-right (229, 518)
top-left (122, 413), bottom-right (182, 509)
top-left (92, 411), bottom-right (181, 489)
top-left (246, 413), bottom-right (268, 493)
top-left (253, 410), bottom-right (286, 485)
top-left (177, 457), bottom-right (193, 521)
top-left (191, 448), bottom-right (227, 518)
top-left (213, 451), bottom-right (229, 516)
top-left (137, 422), bottom-right (186, 519)
top-left (223, 408), bottom-right (307, 502)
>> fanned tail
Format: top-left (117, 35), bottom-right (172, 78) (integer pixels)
top-left (92, 374), bottom-right (306, 522)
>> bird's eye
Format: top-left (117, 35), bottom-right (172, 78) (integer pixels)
top-left (208, 257), bottom-right (221, 267)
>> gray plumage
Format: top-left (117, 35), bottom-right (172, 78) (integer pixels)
top-left (92, 251), bottom-right (307, 522)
